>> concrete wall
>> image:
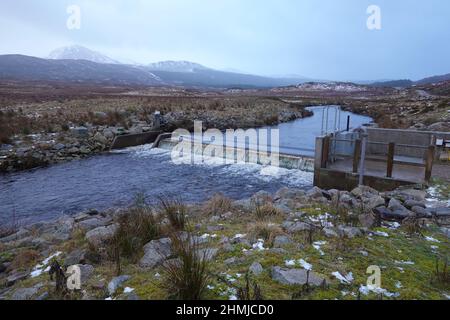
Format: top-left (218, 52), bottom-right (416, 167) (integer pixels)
top-left (314, 167), bottom-right (417, 191)
top-left (110, 131), bottom-right (161, 150)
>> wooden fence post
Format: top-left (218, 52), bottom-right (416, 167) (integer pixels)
top-left (386, 142), bottom-right (395, 178)
top-left (353, 139), bottom-right (361, 173)
top-left (425, 145), bottom-right (435, 182)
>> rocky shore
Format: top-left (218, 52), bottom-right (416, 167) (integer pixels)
top-left (1, 185), bottom-right (448, 300)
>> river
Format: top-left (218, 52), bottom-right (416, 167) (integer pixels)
top-left (0, 106), bottom-right (372, 225)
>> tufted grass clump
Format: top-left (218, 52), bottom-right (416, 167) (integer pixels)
top-left (161, 233), bottom-right (210, 300)
top-left (202, 193), bottom-right (232, 216)
top-left (158, 196), bottom-right (188, 231)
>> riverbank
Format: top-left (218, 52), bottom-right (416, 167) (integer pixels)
top-left (0, 96), bottom-right (312, 173)
top-left (0, 184), bottom-right (448, 300)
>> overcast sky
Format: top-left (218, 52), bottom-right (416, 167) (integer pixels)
top-left (0, 0), bottom-right (449, 81)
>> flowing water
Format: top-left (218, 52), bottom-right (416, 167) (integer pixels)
top-left (0, 106), bottom-right (372, 225)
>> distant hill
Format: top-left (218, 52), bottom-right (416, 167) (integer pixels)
top-left (0, 55), bottom-right (161, 86)
top-left (0, 51), bottom-right (308, 88)
top-left (48, 45), bottom-right (120, 64)
top-left (370, 79), bottom-right (414, 88)
top-left (369, 73), bottom-right (450, 88)
top-left (415, 73), bottom-right (450, 85)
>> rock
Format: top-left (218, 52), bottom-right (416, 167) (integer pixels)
top-left (79, 146), bottom-right (91, 154)
top-left (207, 225), bottom-right (224, 232)
top-left (375, 205), bottom-right (412, 221)
top-left (0, 228), bottom-right (30, 243)
top-left (197, 248), bottom-right (218, 261)
top-left (11, 287), bottom-right (39, 300)
top-left (283, 221), bottom-right (312, 233)
top-left (108, 275), bottom-right (131, 296)
top-left (273, 201), bottom-right (292, 214)
top-left (306, 187), bottom-right (328, 200)
top-left (224, 257), bottom-right (238, 265)
top-left (249, 262), bottom-right (263, 276)
top-left (337, 225), bottom-right (362, 238)
top-left (53, 143), bottom-right (65, 151)
top-left (275, 187), bottom-right (306, 201)
top-left (364, 196), bottom-right (386, 211)
top-left (64, 249), bottom-right (87, 266)
top-left (411, 206), bottom-right (432, 218)
top-left (0, 263), bottom-right (6, 273)
top-left (270, 248), bottom-right (288, 255)
top-left (323, 228), bottom-right (338, 238)
top-left (70, 126), bottom-right (89, 138)
top-left (251, 191), bottom-right (273, 205)
top-left (273, 235), bottom-right (291, 247)
top-left (6, 272), bottom-right (28, 287)
top-left (359, 213), bottom-right (377, 228)
top-left (397, 189), bottom-right (427, 202)
top-left (271, 267), bottom-right (326, 286)
top-left (351, 185), bottom-right (379, 198)
top-left (432, 207), bottom-right (450, 217)
top-left (85, 224), bottom-right (118, 247)
top-left (388, 198), bottom-right (403, 210)
top-left (93, 132), bottom-right (108, 145)
top-left (232, 199), bottom-right (253, 211)
top-left (139, 238), bottom-right (172, 268)
top-left (404, 200), bottom-right (426, 209)
top-left (78, 264), bottom-right (95, 285)
top-left (77, 217), bottom-right (109, 232)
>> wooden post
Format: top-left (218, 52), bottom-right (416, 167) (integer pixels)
top-left (425, 145), bottom-right (435, 182)
top-left (386, 142), bottom-right (395, 178)
top-left (353, 139), bottom-right (361, 173)
top-left (321, 136), bottom-right (330, 168)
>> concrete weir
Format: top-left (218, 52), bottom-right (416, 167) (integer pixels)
top-left (156, 137), bottom-right (315, 172)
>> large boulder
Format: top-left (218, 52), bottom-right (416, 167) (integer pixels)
top-left (85, 224), bottom-right (118, 247)
top-left (249, 262), bottom-right (264, 276)
top-left (108, 275), bottom-right (131, 296)
top-left (271, 267), bottom-right (326, 286)
top-left (282, 221), bottom-right (312, 233)
top-left (139, 238), bottom-right (172, 269)
top-left (11, 287), bottom-right (39, 300)
top-left (337, 225), bottom-right (363, 238)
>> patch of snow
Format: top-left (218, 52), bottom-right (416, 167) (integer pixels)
top-left (123, 287), bottom-right (134, 293)
top-left (373, 231), bottom-right (389, 237)
top-left (298, 259), bottom-right (313, 271)
top-left (252, 239), bottom-right (266, 251)
top-left (395, 281), bottom-right (403, 289)
top-left (425, 236), bottom-right (440, 243)
top-left (285, 260), bottom-right (296, 267)
top-left (359, 285), bottom-right (399, 298)
top-left (312, 241), bottom-right (326, 256)
top-left (395, 260), bottom-right (415, 265)
top-left (332, 272), bottom-right (354, 284)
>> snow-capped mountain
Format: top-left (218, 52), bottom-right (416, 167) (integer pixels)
top-left (147, 60), bottom-right (209, 73)
top-left (48, 45), bottom-right (119, 64)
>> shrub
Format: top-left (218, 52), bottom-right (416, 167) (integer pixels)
top-left (9, 249), bottom-right (41, 270)
top-left (158, 196), bottom-right (188, 231)
top-left (248, 222), bottom-right (283, 247)
top-left (162, 233), bottom-right (210, 300)
top-left (106, 206), bottom-right (160, 272)
top-left (237, 273), bottom-right (264, 300)
top-left (253, 201), bottom-right (281, 221)
top-left (202, 193), bottom-right (232, 216)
